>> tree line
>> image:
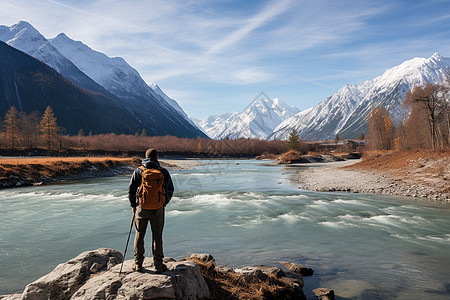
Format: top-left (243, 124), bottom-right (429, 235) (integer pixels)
top-left (367, 81), bottom-right (450, 151)
top-left (0, 105), bottom-right (287, 156)
top-left (3, 78), bottom-right (448, 156)
top-left (62, 134), bottom-right (287, 156)
top-left (2, 105), bottom-right (59, 151)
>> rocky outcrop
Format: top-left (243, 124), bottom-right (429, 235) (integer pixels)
top-left (313, 288), bottom-right (335, 300)
top-left (3, 250), bottom-right (311, 300)
top-left (278, 261), bottom-right (314, 276)
top-left (17, 248), bottom-right (210, 300)
top-left (22, 248), bottom-right (123, 300)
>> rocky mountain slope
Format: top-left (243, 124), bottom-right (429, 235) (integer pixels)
top-left (269, 53), bottom-right (450, 140)
top-left (0, 41), bottom-right (142, 135)
top-left (0, 21), bottom-right (205, 138)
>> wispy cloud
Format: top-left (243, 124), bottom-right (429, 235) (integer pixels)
top-left (206, 0), bottom-right (293, 55)
top-left (1, 0), bottom-right (449, 117)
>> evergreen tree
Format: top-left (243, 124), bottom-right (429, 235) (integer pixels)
top-left (334, 133), bottom-right (340, 141)
top-left (286, 129), bottom-right (300, 151)
top-left (40, 106), bottom-right (59, 151)
top-left (4, 106), bottom-right (19, 149)
top-left (78, 129), bottom-right (85, 137)
top-left (141, 128), bottom-right (148, 137)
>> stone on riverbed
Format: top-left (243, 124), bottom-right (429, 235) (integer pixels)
top-left (279, 261), bottom-right (314, 276)
top-left (313, 288), bottom-right (335, 300)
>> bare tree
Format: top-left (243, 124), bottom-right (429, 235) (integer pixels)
top-left (441, 71), bottom-right (450, 145)
top-left (404, 83), bottom-right (446, 150)
top-left (367, 106), bottom-right (394, 150)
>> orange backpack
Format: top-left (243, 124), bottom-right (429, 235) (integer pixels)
top-left (136, 166), bottom-right (166, 209)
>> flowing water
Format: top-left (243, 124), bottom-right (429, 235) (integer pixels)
top-left (0, 159), bottom-right (449, 299)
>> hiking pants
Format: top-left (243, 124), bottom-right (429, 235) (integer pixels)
top-left (134, 206), bottom-right (165, 268)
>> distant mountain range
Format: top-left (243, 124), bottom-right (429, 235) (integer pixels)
top-left (196, 92), bottom-right (299, 139)
top-left (198, 53), bottom-right (450, 140)
top-left (3, 21), bottom-right (448, 141)
top-left (0, 21), bottom-right (206, 138)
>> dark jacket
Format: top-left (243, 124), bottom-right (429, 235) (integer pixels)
top-left (128, 158), bottom-right (174, 208)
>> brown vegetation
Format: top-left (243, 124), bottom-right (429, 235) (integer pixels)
top-left (367, 107), bottom-right (394, 150)
top-left (62, 134), bottom-right (288, 157)
top-left (1, 105), bottom-right (288, 156)
top-left (187, 258), bottom-right (302, 300)
top-left (278, 150), bottom-right (304, 163)
top-left (367, 82), bottom-right (449, 151)
top-left (0, 157), bottom-right (140, 188)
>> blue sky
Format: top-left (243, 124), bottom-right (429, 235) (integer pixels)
top-left (1, 0), bottom-right (450, 119)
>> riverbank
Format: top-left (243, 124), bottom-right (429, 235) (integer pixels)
top-left (0, 157), bottom-right (202, 188)
top-left (0, 249), bottom-right (311, 300)
top-left (296, 150), bottom-right (449, 202)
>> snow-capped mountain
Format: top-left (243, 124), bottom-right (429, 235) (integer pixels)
top-left (196, 112), bottom-right (236, 138)
top-left (49, 33), bottom-right (154, 100)
top-left (0, 21), bottom-right (205, 138)
top-left (0, 40), bottom-right (151, 134)
top-left (269, 53), bottom-right (450, 141)
top-left (0, 21), bottom-right (110, 95)
top-left (199, 92), bottom-right (299, 139)
top-left (48, 32), bottom-right (205, 137)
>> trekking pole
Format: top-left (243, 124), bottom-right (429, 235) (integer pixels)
top-left (119, 212), bottom-right (135, 275)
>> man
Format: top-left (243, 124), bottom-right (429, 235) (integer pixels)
top-left (128, 148), bottom-right (174, 273)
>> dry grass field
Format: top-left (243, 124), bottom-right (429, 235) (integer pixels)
top-left (0, 157), bottom-right (140, 187)
top-left (0, 157), bottom-right (135, 165)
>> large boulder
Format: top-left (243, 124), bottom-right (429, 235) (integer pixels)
top-left (22, 248), bottom-right (123, 300)
top-left (20, 248), bottom-right (210, 300)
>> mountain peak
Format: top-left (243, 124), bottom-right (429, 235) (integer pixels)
top-left (431, 52), bottom-right (442, 59)
top-left (0, 21), bottom-right (47, 55)
top-left (9, 21), bottom-right (42, 37)
top-left (55, 32), bottom-right (70, 41)
top-left (199, 92), bottom-right (299, 139)
top-left (12, 20), bottom-right (34, 30)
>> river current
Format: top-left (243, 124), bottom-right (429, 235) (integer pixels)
top-left (0, 159), bottom-right (449, 299)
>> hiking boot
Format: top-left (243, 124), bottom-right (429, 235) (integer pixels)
top-left (155, 264), bottom-right (167, 274)
top-left (134, 263), bottom-right (144, 273)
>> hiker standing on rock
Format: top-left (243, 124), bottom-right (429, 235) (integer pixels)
top-left (128, 148), bottom-right (174, 273)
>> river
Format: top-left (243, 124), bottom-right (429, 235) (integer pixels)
top-left (0, 159), bottom-right (449, 299)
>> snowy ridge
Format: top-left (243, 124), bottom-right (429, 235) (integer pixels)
top-left (0, 21), bottom-right (204, 137)
top-left (0, 21), bottom-right (106, 94)
top-left (269, 53), bottom-right (450, 140)
top-left (48, 33), bottom-right (198, 130)
top-left (49, 33), bottom-right (151, 99)
top-left (199, 92), bottom-right (299, 139)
